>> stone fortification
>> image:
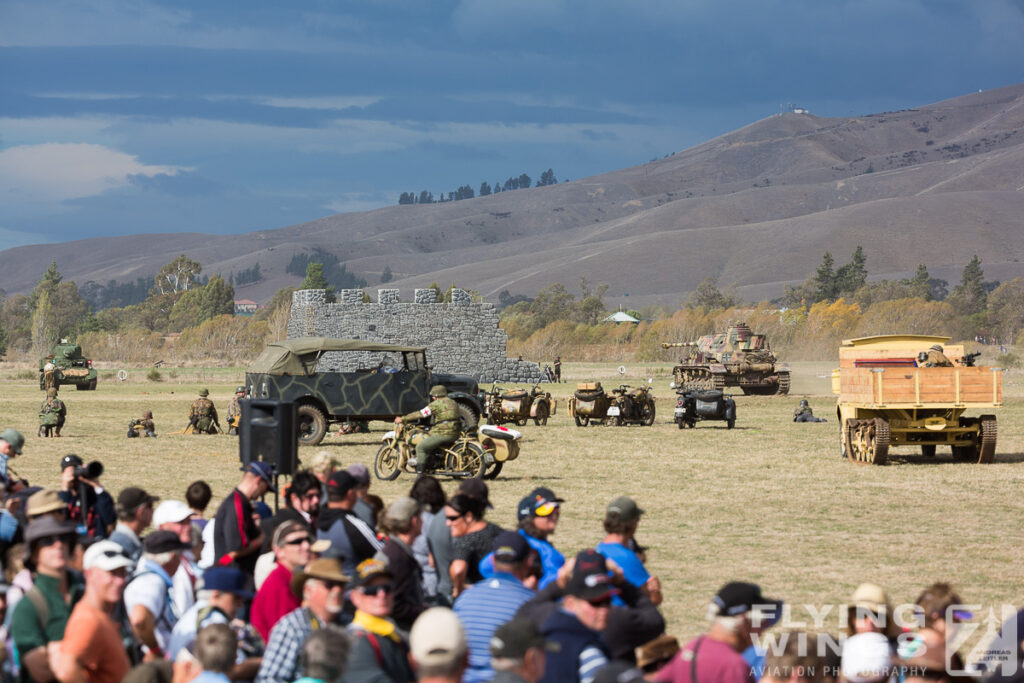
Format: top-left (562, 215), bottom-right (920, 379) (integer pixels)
top-left (288, 288), bottom-right (543, 383)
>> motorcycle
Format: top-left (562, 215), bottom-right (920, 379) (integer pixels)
top-left (672, 386), bottom-right (736, 429)
top-left (373, 421), bottom-right (522, 481)
top-left (568, 381), bottom-right (611, 426)
top-left (607, 380), bottom-right (656, 427)
top-left (481, 382), bottom-right (555, 427)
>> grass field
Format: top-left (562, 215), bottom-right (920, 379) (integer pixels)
top-left (3, 361), bottom-right (1023, 647)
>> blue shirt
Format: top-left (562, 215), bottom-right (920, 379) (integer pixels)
top-left (478, 530), bottom-right (565, 590)
top-left (453, 572), bottom-right (535, 683)
top-left (595, 542), bottom-right (649, 607)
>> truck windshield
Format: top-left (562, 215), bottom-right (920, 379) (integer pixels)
top-left (403, 351), bottom-right (424, 372)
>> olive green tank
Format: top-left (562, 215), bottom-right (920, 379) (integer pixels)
top-left (662, 323), bottom-right (789, 395)
top-left (39, 341), bottom-right (98, 390)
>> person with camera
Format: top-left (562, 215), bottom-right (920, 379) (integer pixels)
top-left (58, 455), bottom-right (115, 540)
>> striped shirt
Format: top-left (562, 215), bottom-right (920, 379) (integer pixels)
top-left (453, 572), bottom-right (535, 683)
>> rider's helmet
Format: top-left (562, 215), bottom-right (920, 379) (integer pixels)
top-left (430, 385), bottom-right (448, 398)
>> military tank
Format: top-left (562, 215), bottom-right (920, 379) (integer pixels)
top-left (662, 323), bottom-right (789, 395)
top-left (39, 341), bottom-right (98, 390)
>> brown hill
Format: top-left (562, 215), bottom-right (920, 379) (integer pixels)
top-left (3, 83), bottom-right (1024, 307)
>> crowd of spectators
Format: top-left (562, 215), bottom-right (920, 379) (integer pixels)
top-left (0, 428), bottom-right (1020, 683)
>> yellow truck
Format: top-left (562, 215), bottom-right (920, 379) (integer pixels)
top-left (832, 335), bottom-right (1001, 465)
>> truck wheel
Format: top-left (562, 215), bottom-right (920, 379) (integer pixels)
top-left (296, 405), bottom-right (328, 446)
top-left (726, 417), bottom-right (735, 429)
top-left (374, 442), bottom-right (402, 481)
top-left (88, 379), bottom-right (97, 390)
top-left (952, 417), bottom-right (980, 461)
top-left (456, 402), bottom-right (479, 433)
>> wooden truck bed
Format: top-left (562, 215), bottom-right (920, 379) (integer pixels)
top-left (840, 366), bottom-right (1001, 407)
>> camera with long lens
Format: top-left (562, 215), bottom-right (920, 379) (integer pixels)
top-left (74, 460), bottom-right (104, 481)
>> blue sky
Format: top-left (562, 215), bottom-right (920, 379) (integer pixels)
top-left (2, 0), bottom-right (1023, 247)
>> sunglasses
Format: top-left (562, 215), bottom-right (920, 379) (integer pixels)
top-left (586, 596), bottom-right (613, 608)
top-left (445, 513), bottom-right (464, 522)
top-left (37, 535), bottom-right (73, 548)
top-left (301, 491), bottom-right (321, 501)
top-left (284, 536), bottom-right (312, 546)
top-left (360, 583), bottom-right (393, 596)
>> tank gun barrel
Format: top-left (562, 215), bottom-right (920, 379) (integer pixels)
top-left (661, 342), bottom-right (698, 349)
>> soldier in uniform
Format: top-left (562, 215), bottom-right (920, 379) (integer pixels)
top-left (395, 384), bottom-right (461, 474)
top-left (128, 410), bottom-right (157, 437)
top-left (226, 385), bottom-right (247, 435)
top-left (39, 386), bottom-right (67, 437)
top-left (43, 356), bottom-right (57, 390)
top-left (189, 388), bottom-right (221, 434)
top-left (553, 356), bottom-right (562, 383)
top-left (923, 344), bottom-right (954, 367)
top-left (793, 398), bottom-right (826, 423)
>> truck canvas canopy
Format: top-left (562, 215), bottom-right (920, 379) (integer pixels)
top-left (249, 337), bottom-right (426, 376)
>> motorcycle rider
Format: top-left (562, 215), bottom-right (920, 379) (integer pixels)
top-left (395, 385), bottom-right (461, 474)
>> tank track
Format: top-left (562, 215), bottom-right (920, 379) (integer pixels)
top-left (978, 415), bottom-right (997, 464)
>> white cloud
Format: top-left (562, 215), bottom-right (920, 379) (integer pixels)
top-left (0, 143), bottom-right (187, 202)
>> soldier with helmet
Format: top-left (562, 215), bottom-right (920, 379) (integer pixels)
top-left (38, 386), bottom-right (67, 437)
top-left (189, 388), bottom-right (220, 434)
top-left (395, 385), bottom-right (461, 474)
top-left (128, 410), bottom-right (157, 437)
top-left (793, 398), bottom-right (826, 423)
top-left (922, 343), bottom-right (953, 367)
top-left (226, 385), bottom-right (247, 435)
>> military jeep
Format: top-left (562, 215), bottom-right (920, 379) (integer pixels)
top-left (245, 337), bottom-right (482, 446)
top-left (39, 341), bottom-right (98, 391)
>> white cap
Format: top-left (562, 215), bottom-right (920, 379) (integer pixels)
top-left (410, 608), bottom-right (467, 668)
top-left (84, 541), bottom-right (135, 572)
top-left (153, 500), bottom-right (195, 527)
top-left (841, 632), bottom-right (894, 683)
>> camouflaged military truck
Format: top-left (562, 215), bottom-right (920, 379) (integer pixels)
top-left (39, 341), bottom-right (98, 390)
top-left (246, 337), bottom-right (482, 446)
top-left (662, 322), bottom-right (789, 395)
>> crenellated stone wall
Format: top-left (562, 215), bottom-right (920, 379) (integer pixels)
top-left (287, 288), bottom-right (543, 383)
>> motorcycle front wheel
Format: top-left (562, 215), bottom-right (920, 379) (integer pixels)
top-left (641, 400), bottom-right (656, 426)
top-left (374, 442), bottom-right (402, 481)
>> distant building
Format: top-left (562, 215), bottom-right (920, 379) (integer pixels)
top-left (792, 107), bottom-right (810, 114)
top-left (234, 299), bottom-right (261, 316)
top-left (602, 311), bottom-right (640, 323)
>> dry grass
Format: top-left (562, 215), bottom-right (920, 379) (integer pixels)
top-left (3, 361), bottom-right (1024, 644)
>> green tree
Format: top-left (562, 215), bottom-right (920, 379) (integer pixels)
top-left (29, 261), bottom-right (63, 310)
top-left (906, 264), bottom-right (932, 300)
top-left (0, 294), bottom-right (32, 352)
top-left (153, 254), bottom-right (202, 296)
top-left (479, 182), bottom-right (492, 196)
top-left (300, 262), bottom-right (336, 301)
top-left (380, 265), bottom-right (393, 283)
top-left (835, 246), bottom-right (867, 295)
top-left (813, 251), bottom-right (838, 301)
top-left (529, 283), bottom-right (574, 327)
top-left (31, 290), bottom-right (55, 356)
top-left (948, 254), bottom-right (988, 316)
top-left (575, 278), bottom-right (608, 325)
top-left (687, 276), bottom-right (738, 310)
top-left (168, 275), bottom-right (234, 331)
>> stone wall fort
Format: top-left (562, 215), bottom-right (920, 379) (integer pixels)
top-left (288, 288), bottom-right (544, 382)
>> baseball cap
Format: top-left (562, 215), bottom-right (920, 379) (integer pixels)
top-left (385, 497), bottom-right (420, 526)
top-left (492, 531), bottom-right (531, 564)
top-left (327, 470), bottom-right (357, 495)
top-left (153, 500), bottom-right (193, 527)
top-left (352, 558), bottom-right (393, 589)
top-left (143, 530), bottom-right (191, 554)
top-left (83, 540), bottom-right (134, 572)
top-left (242, 461), bottom-right (277, 492)
top-left (26, 489), bottom-right (64, 517)
top-left (841, 632), bottom-right (894, 683)
top-left (490, 618), bottom-right (560, 658)
top-left (709, 582), bottom-right (783, 626)
top-left (0, 429), bottom-right (24, 455)
top-left (517, 488), bottom-right (562, 521)
top-left (60, 454), bottom-right (84, 471)
top-left (346, 463), bottom-right (370, 486)
top-left (458, 478), bottom-right (493, 508)
top-left (201, 567), bottom-right (254, 598)
top-left (410, 608), bottom-right (466, 668)
top-left (606, 496), bottom-right (644, 522)
top-left (566, 549), bottom-right (618, 602)
top-left (119, 487), bottom-right (159, 514)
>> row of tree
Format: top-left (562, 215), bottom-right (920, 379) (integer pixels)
top-left (397, 169), bottom-right (559, 205)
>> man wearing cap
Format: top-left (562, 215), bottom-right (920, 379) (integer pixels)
top-left (125, 530), bottom-right (192, 659)
top-left (653, 582), bottom-right (781, 683)
top-left (226, 386), bottom-right (246, 435)
top-left (375, 497), bottom-right (427, 631)
top-left (344, 558), bottom-right (416, 683)
top-left (490, 617), bottom-right (558, 683)
top-left (596, 496), bottom-right (662, 607)
top-left (168, 566), bottom-right (262, 678)
top-left (514, 488), bottom-right (565, 590)
top-left (257, 557), bottom-right (349, 683)
top-left (189, 388), bottom-right (220, 434)
top-left (10, 517), bottom-right (83, 682)
top-left (213, 462), bottom-right (272, 580)
top-left (0, 428), bottom-right (24, 485)
top-left (317, 470), bottom-right (382, 579)
top-left (109, 487), bottom-right (159, 567)
top-left (47, 540), bottom-right (134, 682)
top-left (155, 499), bottom-right (202, 616)
top-left (251, 520), bottom-right (310, 642)
top-left (455, 531), bottom-right (537, 683)
top-left (58, 455), bottom-right (116, 539)
top-left (410, 607), bottom-right (469, 683)
top-left (537, 549), bottom-right (617, 683)
top-left (395, 384), bottom-right (461, 474)
top-left (347, 463), bottom-right (377, 530)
